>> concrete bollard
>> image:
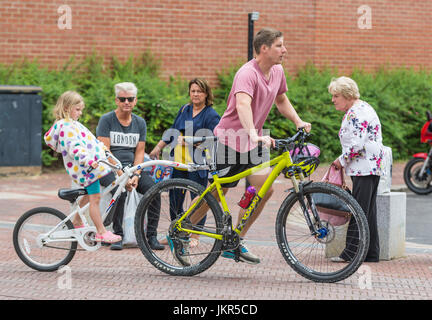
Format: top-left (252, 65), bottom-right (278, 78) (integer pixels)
top-left (376, 192), bottom-right (406, 260)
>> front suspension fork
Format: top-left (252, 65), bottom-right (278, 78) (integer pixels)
top-left (418, 150), bottom-right (432, 177)
top-left (288, 168), bottom-right (321, 236)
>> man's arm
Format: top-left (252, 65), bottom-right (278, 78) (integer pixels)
top-left (236, 92), bottom-right (274, 148)
top-left (274, 93), bottom-right (311, 132)
top-left (134, 141), bottom-right (145, 172)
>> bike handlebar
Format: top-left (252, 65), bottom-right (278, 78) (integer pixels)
top-left (273, 128), bottom-right (310, 151)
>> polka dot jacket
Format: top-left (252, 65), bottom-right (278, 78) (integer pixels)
top-left (44, 119), bottom-right (111, 187)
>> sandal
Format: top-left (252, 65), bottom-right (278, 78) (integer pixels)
top-left (74, 224), bottom-right (85, 229)
top-left (95, 231), bottom-right (122, 243)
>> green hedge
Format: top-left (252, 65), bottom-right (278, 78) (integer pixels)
top-left (0, 54), bottom-right (430, 166)
top-left (215, 62), bottom-right (432, 162)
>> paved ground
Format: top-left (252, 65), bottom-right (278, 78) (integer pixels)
top-left (1, 162), bottom-right (431, 302)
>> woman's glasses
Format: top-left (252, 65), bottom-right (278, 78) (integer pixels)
top-left (117, 97), bottom-right (135, 103)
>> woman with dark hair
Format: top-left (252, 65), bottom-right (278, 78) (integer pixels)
top-left (149, 78), bottom-right (220, 255)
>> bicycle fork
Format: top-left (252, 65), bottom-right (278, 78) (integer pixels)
top-left (288, 170), bottom-right (324, 238)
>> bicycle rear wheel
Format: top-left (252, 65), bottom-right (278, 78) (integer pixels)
top-left (13, 207), bottom-right (77, 272)
top-left (275, 182), bottom-right (369, 283)
top-left (134, 178), bottom-right (224, 276)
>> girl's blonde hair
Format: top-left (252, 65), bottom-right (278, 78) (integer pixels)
top-left (53, 91), bottom-right (85, 120)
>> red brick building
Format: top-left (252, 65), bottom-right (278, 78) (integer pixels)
top-left (1, 0), bottom-right (431, 85)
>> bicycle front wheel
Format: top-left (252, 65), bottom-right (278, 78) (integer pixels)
top-left (275, 182), bottom-right (369, 283)
top-left (13, 207), bottom-right (77, 272)
top-left (135, 178), bottom-right (224, 276)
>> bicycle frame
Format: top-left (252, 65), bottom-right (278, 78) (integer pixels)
top-left (175, 149), bottom-right (302, 240)
top-left (39, 158), bottom-right (189, 251)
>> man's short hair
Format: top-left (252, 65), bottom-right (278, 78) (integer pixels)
top-left (253, 28), bottom-right (283, 54)
top-left (114, 82), bottom-right (138, 97)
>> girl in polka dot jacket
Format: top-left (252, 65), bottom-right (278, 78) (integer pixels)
top-left (44, 91), bottom-right (121, 243)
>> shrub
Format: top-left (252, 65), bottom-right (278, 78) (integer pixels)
top-left (216, 62), bottom-right (432, 162)
top-left (0, 54), bottom-right (430, 167)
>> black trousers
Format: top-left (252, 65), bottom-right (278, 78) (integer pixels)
top-left (169, 168), bottom-right (207, 226)
top-left (341, 175), bottom-right (380, 262)
top-left (100, 172), bottom-right (161, 238)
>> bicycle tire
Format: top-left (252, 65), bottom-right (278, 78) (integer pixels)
top-left (134, 178), bottom-right (224, 276)
top-left (13, 207), bottom-right (77, 272)
top-left (403, 157), bottom-right (432, 195)
top-left (275, 182), bottom-right (369, 283)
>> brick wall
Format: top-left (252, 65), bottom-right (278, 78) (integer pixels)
top-left (1, 0), bottom-right (431, 85)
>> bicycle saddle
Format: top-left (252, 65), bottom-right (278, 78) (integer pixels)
top-left (58, 188), bottom-right (88, 203)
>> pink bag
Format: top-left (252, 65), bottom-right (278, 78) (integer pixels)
top-left (316, 165), bottom-right (352, 226)
top-left (321, 164), bottom-right (346, 188)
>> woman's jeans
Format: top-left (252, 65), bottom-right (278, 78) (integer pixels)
top-left (169, 169), bottom-right (208, 228)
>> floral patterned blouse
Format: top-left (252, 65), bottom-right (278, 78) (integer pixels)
top-left (338, 100), bottom-right (384, 176)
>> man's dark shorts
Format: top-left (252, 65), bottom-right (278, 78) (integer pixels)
top-left (210, 142), bottom-right (270, 188)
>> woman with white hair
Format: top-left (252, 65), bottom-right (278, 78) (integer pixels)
top-left (328, 76), bottom-right (384, 263)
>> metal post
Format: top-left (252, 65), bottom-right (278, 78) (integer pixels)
top-left (246, 12), bottom-right (259, 190)
top-left (247, 12), bottom-right (259, 61)
top-left (248, 13), bottom-right (254, 61)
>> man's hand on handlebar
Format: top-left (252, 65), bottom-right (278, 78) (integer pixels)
top-left (251, 135), bottom-right (275, 149)
top-left (296, 121), bottom-right (312, 133)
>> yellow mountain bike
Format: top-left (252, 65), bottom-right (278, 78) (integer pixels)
top-left (134, 129), bottom-right (370, 283)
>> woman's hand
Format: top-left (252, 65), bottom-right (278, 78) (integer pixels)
top-left (149, 146), bottom-right (161, 160)
top-left (177, 135), bottom-right (186, 146)
top-left (332, 158), bottom-right (343, 170)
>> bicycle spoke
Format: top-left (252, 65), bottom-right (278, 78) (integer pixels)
top-left (276, 182), bottom-right (369, 283)
top-left (13, 208), bottom-right (77, 271)
top-left (135, 179), bottom-right (223, 276)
